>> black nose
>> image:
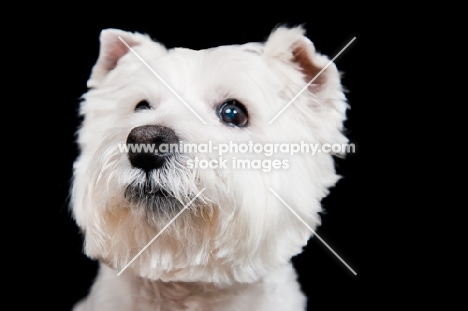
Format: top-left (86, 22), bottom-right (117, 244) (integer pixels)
top-left (126, 125), bottom-right (179, 171)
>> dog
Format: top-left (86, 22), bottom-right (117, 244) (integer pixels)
top-left (71, 25), bottom-right (349, 310)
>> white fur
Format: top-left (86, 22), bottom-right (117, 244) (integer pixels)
top-left (71, 26), bottom-right (348, 310)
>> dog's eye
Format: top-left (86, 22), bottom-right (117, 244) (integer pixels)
top-left (218, 100), bottom-right (248, 127)
top-left (134, 100), bottom-right (151, 111)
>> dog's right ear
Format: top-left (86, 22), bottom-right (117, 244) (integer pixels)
top-left (87, 29), bottom-right (166, 88)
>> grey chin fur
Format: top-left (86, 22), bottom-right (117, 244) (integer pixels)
top-left (124, 178), bottom-right (182, 215)
top-left (123, 152), bottom-right (205, 221)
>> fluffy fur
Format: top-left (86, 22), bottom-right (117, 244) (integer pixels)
top-left (71, 26), bottom-right (348, 310)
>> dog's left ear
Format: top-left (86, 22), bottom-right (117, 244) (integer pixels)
top-left (263, 26), bottom-right (341, 96)
top-left (263, 26), bottom-right (348, 144)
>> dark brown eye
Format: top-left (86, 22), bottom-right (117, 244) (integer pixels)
top-left (135, 100), bottom-right (151, 111)
top-left (218, 100), bottom-right (248, 127)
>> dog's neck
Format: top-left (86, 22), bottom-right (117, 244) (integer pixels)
top-left (80, 263), bottom-right (304, 310)
top-left (104, 264), bottom-right (256, 310)
top-left (133, 277), bottom-right (249, 309)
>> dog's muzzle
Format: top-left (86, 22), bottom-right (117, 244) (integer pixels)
top-left (126, 125), bottom-right (179, 171)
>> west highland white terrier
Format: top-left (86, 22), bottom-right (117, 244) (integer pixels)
top-left (71, 26), bottom-right (349, 310)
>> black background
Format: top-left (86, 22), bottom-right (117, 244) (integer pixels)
top-left (46, 6), bottom-right (396, 311)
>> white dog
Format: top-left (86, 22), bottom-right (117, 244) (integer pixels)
top-left (71, 26), bottom-right (348, 310)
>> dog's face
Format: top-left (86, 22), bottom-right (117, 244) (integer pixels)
top-left (72, 27), bottom-right (348, 283)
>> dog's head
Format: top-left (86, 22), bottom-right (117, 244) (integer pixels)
top-left (71, 26), bottom-right (348, 283)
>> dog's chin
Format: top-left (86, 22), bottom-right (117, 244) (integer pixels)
top-left (124, 174), bottom-right (183, 215)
